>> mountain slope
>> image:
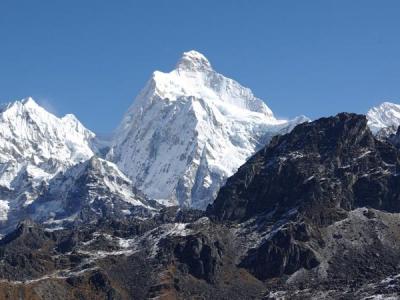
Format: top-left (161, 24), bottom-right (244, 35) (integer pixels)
top-left (367, 101), bottom-right (400, 136)
top-left (29, 156), bottom-right (155, 228)
top-left (208, 112), bottom-right (400, 221)
top-left (207, 113), bottom-right (400, 287)
top-left (108, 50), bottom-right (308, 209)
top-left (0, 97), bottom-right (97, 224)
top-left (0, 98), bottom-right (150, 233)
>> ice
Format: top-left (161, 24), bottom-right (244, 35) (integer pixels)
top-left (0, 200), bottom-right (9, 221)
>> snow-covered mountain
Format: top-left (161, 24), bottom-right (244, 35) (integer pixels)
top-left (108, 50), bottom-right (308, 209)
top-left (0, 97), bottom-right (95, 206)
top-left (0, 97), bottom-right (152, 232)
top-left (29, 156), bottom-right (155, 228)
top-left (367, 102), bottom-right (400, 137)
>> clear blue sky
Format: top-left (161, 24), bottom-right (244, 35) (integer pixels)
top-left (1, 1), bottom-right (399, 134)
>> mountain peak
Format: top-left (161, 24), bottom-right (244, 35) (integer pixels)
top-left (0, 97), bottom-right (41, 114)
top-left (21, 96), bottom-right (38, 106)
top-left (145, 50), bottom-right (276, 119)
top-left (367, 101), bottom-right (400, 134)
top-left (110, 51), bottom-right (308, 209)
top-left (13, 97), bottom-right (41, 110)
top-left (176, 50), bottom-right (212, 71)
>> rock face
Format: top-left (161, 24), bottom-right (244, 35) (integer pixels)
top-left (108, 50), bottom-right (308, 209)
top-left (387, 126), bottom-right (400, 149)
top-left (172, 234), bottom-right (223, 283)
top-left (208, 113), bottom-right (400, 222)
top-left (239, 222), bottom-right (320, 280)
top-left (206, 113), bottom-right (400, 291)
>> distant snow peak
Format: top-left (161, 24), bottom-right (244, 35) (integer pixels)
top-left (1, 97), bottom-right (38, 114)
top-left (28, 155), bottom-right (154, 227)
top-left (109, 50), bottom-right (308, 209)
top-left (367, 101), bottom-right (400, 135)
top-left (0, 96), bottom-right (95, 161)
top-left (149, 50), bottom-right (277, 120)
top-left (0, 96), bottom-right (99, 230)
top-left (22, 96), bottom-right (36, 105)
top-left (176, 50), bottom-right (212, 72)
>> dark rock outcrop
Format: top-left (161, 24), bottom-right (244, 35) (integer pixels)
top-left (208, 113), bottom-right (400, 223)
top-left (207, 113), bottom-right (400, 284)
top-left (239, 222), bottom-right (320, 280)
top-left (173, 234), bottom-right (223, 283)
top-left (387, 125), bottom-right (400, 148)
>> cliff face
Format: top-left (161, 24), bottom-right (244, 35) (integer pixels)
top-left (206, 113), bottom-right (400, 295)
top-left (209, 113), bottom-right (400, 223)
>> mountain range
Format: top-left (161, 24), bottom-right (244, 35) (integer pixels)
top-left (0, 51), bottom-right (310, 232)
top-left (0, 51), bottom-right (400, 299)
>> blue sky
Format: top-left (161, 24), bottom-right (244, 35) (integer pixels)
top-left (0, 1), bottom-right (399, 133)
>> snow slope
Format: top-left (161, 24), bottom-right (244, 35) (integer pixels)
top-left (109, 50), bottom-right (308, 209)
top-left (0, 97), bottom-right (95, 207)
top-left (0, 97), bottom-right (153, 232)
top-left (30, 156), bottom-right (155, 227)
top-left (367, 102), bottom-right (400, 136)
top-left (0, 97), bottom-right (100, 230)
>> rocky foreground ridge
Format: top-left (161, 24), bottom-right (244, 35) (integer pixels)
top-left (0, 113), bottom-right (399, 299)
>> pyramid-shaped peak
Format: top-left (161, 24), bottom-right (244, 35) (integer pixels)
top-left (176, 50), bottom-right (212, 71)
top-left (21, 97), bottom-right (38, 106)
top-left (0, 97), bottom-right (43, 114)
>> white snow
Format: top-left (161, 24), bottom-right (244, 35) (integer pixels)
top-left (289, 151), bottom-right (305, 160)
top-left (362, 295), bottom-right (399, 300)
top-left (356, 150), bottom-right (372, 160)
top-left (0, 97), bottom-right (94, 168)
top-left (167, 222), bottom-right (191, 236)
top-left (303, 176), bottom-right (315, 184)
top-left (31, 156), bottom-right (153, 222)
top-left (108, 50), bottom-right (308, 209)
top-left (86, 158), bottom-right (151, 208)
top-left (0, 98), bottom-right (151, 229)
top-left (0, 97), bottom-right (95, 205)
top-left (0, 200), bottom-right (9, 221)
top-left (367, 102), bottom-right (400, 135)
